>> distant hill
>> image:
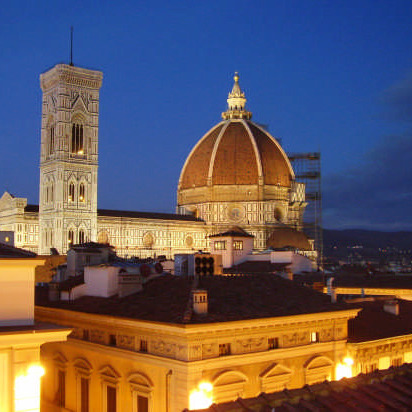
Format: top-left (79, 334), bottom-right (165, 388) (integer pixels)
top-left (323, 229), bottom-right (412, 250)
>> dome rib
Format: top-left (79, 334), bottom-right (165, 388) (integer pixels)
top-left (207, 121), bottom-right (230, 182)
top-left (250, 122), bottom-right (295, 181)
top-left (242, 119), bottom-right (263, 181)
top-left (178, 122), bottom-right (224, 190)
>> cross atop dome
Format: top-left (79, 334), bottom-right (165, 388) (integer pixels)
top-left (222, 72), bottom-right (252, 120)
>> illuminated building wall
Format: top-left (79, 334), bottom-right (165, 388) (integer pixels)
top-left (36, 303), bottom-right (359, 411)
top-left (0, 251), bottom-right (70, 412)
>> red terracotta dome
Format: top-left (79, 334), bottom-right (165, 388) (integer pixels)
top-left (179, 119), bottom-right (293, 191)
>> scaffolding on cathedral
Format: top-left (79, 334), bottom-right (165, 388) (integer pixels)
top-left (288, 152), bottom-right (323, 269)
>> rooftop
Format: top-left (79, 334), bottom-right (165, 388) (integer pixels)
top-left (23, 204), bottom-right (204, 222)
top-left (0, 242), bottom-right (37, 258)
top-left (209, 226), bottom-right (254, 238)
top-left (37, 274), bottom-right (350, 324)
top-left (98, 208), bottom-right (204, 222)
top-left (348, 298), bottom-right (412, 342)
top-left (192, 363), bottom-right (412, 411)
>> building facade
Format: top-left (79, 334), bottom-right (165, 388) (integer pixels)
top-left (36, 274), bottom-right (359, 411)
top-left (0, 243), bottom-right (70, 412)
top-left (0, 66), bottom-right (308, 257)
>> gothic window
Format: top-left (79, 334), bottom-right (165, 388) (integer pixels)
top-left (69, 183), bottom-right (75, 202)
top-left (79, 183), bottom-right (85, 202)
top-left (50, 183), bottom-right (54, 202)
top-left (68, 230), bottom-right (74, 246)
top-left (72, 123), bottom-right (84, 154)
top-left (49, 126), bottom-right (55, 155)
top-left (79, 230), bottom-right (85, 244)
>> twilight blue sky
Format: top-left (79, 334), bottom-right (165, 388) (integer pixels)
top-left (1, 0), bottom-right (412, 230)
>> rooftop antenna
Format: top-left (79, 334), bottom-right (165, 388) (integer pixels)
top-left (70, 26), bottom-right (74, 66)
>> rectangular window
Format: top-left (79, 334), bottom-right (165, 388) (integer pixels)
top-left (109, 334), bottom-right (117, 346)
top-left (107, 386), bottom-right (116, 412)
top-left (214, 241), bottom-right (226, 250)
top-left (57, 370), bottom-right (66, 407)
top-left (219, 343), bottom-right (231, 356)
top-left (83, 329), bottom-right (89, 341)
top-left (137, 395), bottom-right (149, 412)
top-left (233, 240), bottom-right (243, 250)
top-left (268, 337), bottom-right (279, 350)
top-left (363, 363), bottom-right (378, 374)
top-left (81, 377), bottom-right (89, 412)
top-left (310, 332), bottom-right (319, 343)
top-left (140, 339), bottom-right (148, 353)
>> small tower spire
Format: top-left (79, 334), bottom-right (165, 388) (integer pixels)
top-left (222, 72), bottom-right (252, 120)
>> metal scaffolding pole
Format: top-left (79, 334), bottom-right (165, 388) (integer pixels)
top-left (288, 152), bottom-right (323, 269)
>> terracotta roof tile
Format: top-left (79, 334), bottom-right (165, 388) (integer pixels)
top-left (97, 208), bottom-right (203, 222)
top-left (0, 242), bottom-right (37, 258)
top-left (37, 274), bottom-right (349, 324)
top-left (194, 364), bottom-right (412, 411)
top-left (347, 299), bottom-right (412, 342)
top-left (21, 204), bottom-right (203, 222)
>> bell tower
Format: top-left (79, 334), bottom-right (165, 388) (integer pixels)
top-left (38, 64), bottom-right (103, 254)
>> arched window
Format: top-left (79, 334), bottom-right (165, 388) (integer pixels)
top-left (68, 230), bottom-right (74, 246)
top-left (49, 126), bottom-right (55, 155)
top-left (50, 183), bottom-right (54, 202)
top-left (79, 183), bottom-right (85, 202)
top-left (71, 123), bottom-right (84, 154)
top-left (68, 183), bottom-right (75, 202)
top-left (46, 186), bottom-right (49, 203)
top-left (79, 230), bottom-right (85, 244)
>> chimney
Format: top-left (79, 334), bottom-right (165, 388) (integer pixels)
top-left (192, 289), bottom-right (208, 315)
top-left (384, 299), bottom-right (399, 316)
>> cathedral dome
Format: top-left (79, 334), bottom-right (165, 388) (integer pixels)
top-left (177, 73), bottom-right (294, 206)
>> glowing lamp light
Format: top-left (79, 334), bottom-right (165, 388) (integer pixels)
top-left (15, 364), bottom-right (45, 412)
top-left (27, 365), bottom-right (45, 378)
top-left (189, 381), bottom-right (213, 410)
top-left (78, 149), bottom-right (84, 155)
top-left (336, 356), bottom-right (354, 380)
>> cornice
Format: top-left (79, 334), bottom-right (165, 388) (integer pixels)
top-left (35, 305), bottom-right (360, 336)
top-left (40, 64), bottom-right (103, 91)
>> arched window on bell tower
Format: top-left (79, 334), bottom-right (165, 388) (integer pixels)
top-left (68, 183), bottom-right (75, 202)
top-left (79, 183), bottom-right (85, 203)
top-left (71, 123), bottom-right (84, 154)
top-left (49, 125), bottom-right (55, 156)
top-left (79, 229), bottom-right (85, 244)
top-left (68, 230), bottom-right (74, 246)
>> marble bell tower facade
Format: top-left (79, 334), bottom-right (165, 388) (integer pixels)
top-left (38, 64), bottom-right (103, 254)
